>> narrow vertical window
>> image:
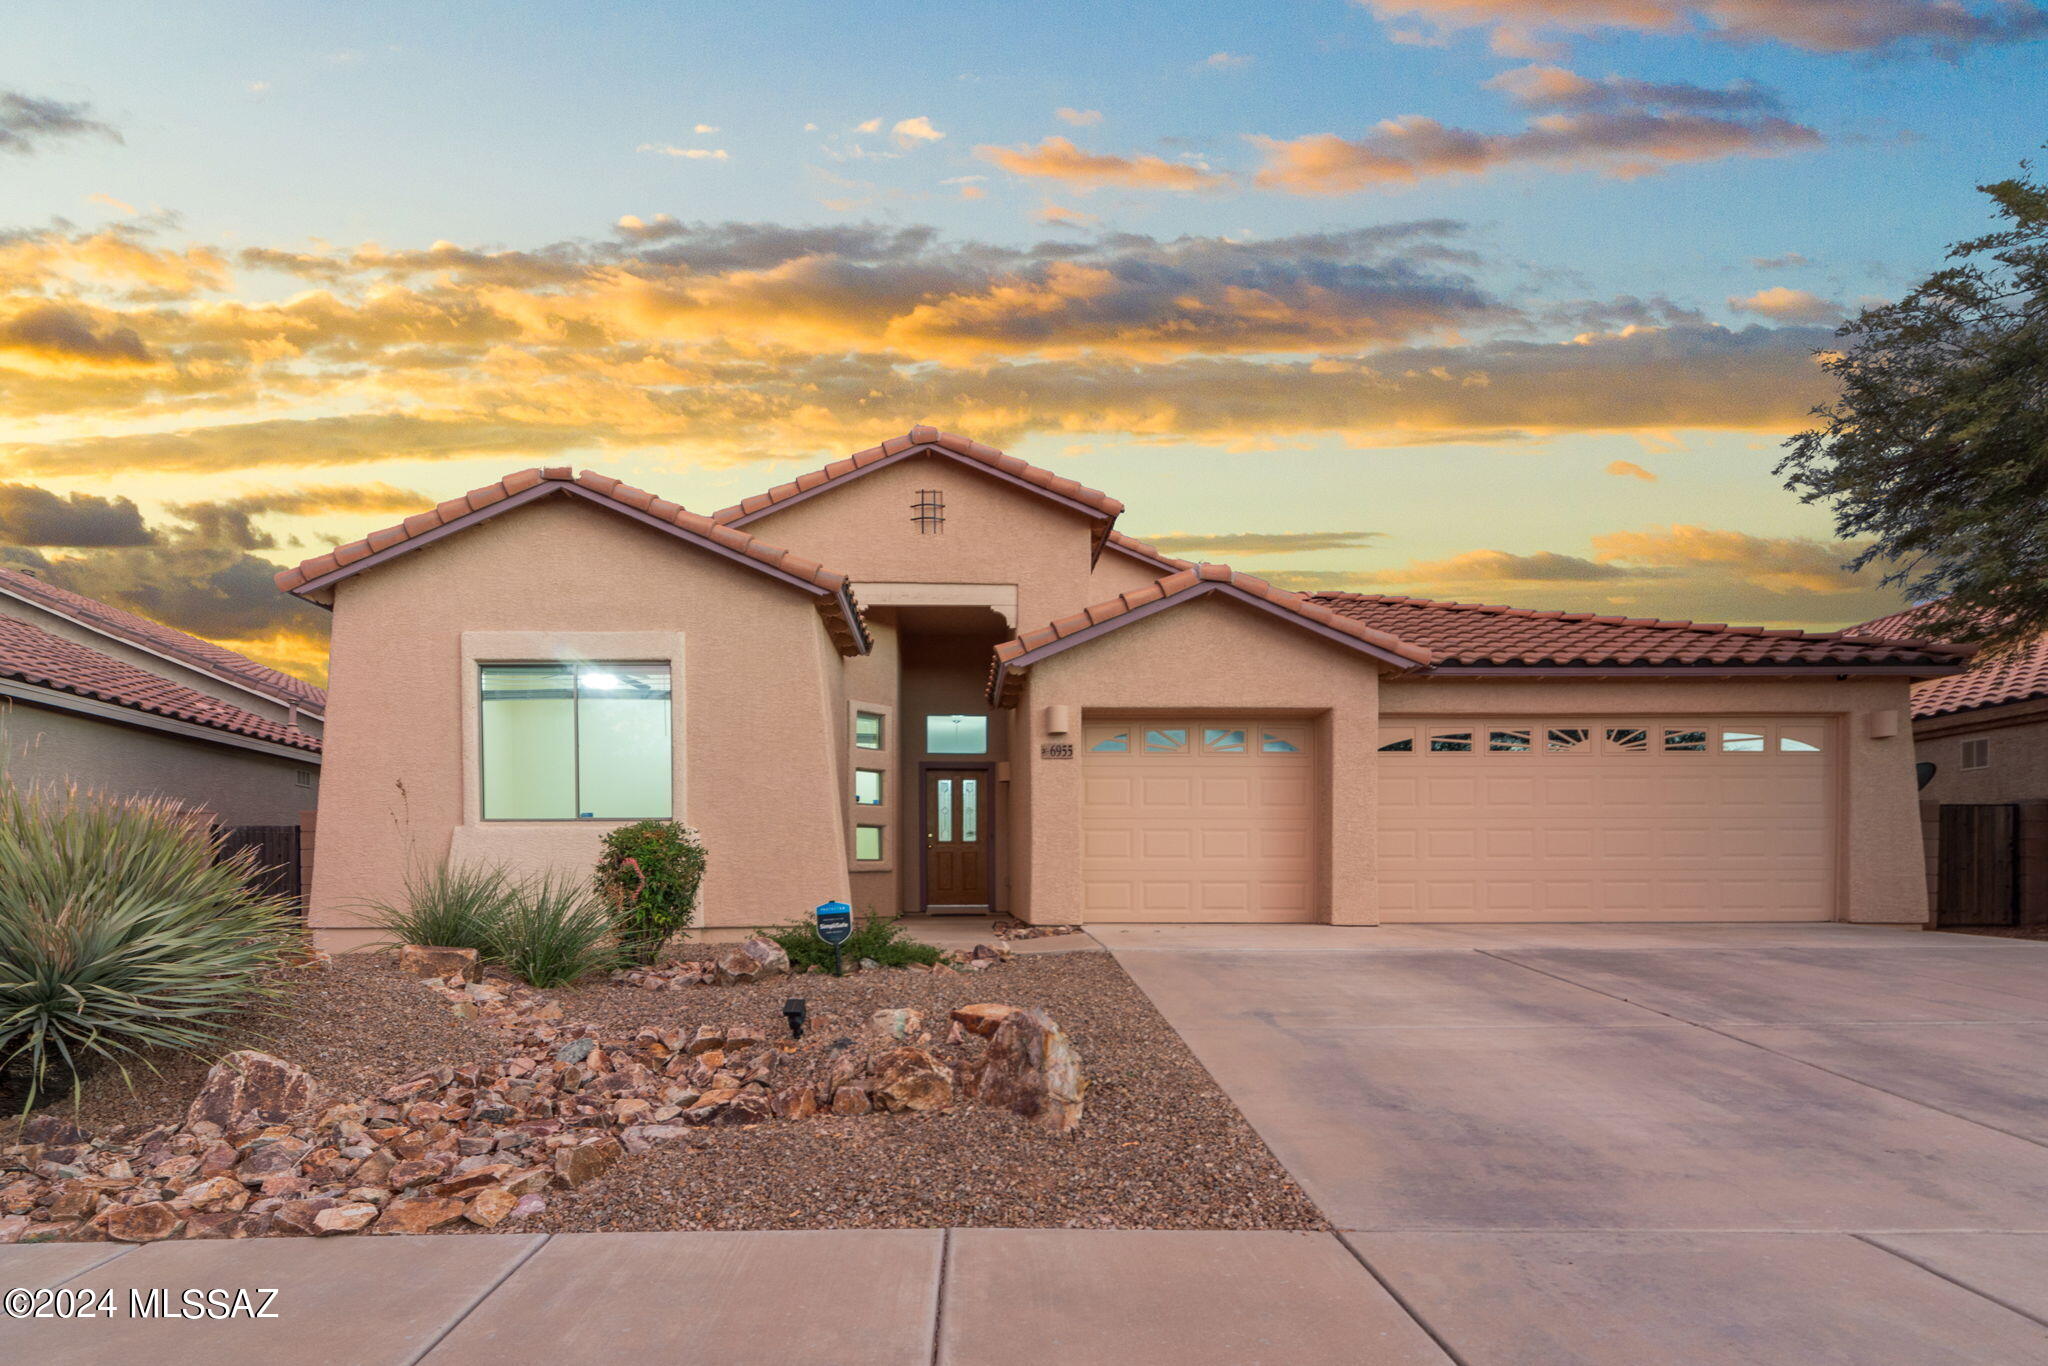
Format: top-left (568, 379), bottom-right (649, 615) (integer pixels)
top-left (961, 779), bottom-right (978, 841)
top-left (937, 779), bottom-right (954, 840)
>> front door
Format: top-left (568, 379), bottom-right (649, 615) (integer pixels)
top-left (924, 767), bottom-right (991, 912)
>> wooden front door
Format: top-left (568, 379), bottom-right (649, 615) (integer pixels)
top-left (924, 767), bottom-right (991, 911)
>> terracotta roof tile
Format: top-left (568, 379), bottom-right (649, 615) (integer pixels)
top-left (0, 614), bottom-right (320, 753)
top-left (711, 428), bottom-right (1125, 556)
top-left (988, 565), bottom-right (1432, 704)
top-left (276, 468), bottom-right (871, 656)
top-left (0, 565), bottom-right (325, 713)
top-left (1311, 594), bottom-right (1975, 671)
top-left (1853, 605), bottom-right (2033, 718)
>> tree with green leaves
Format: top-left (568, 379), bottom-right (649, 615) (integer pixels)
top-left (1779, 156), bottom-right (2048, 653)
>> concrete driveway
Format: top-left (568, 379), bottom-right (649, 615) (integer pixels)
top-left (1095, 922), bottom-right (2048, 1364)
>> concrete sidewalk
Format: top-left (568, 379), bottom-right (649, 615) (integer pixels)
top-left (0, 1228), bottom-right (1442, 1365)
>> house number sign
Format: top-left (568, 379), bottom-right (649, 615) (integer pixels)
top-left (1040, 742), bottom-right (1075, 759)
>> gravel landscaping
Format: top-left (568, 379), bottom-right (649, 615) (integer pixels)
top-left (533, 951), bottom-right (1325, 1232)
top-left (3, 954), bottom-right (506, 1135)
top-left (10, 949), bottom-right (1326, 1234)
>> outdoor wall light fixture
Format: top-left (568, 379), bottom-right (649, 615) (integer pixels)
top-left (782, 997), bottom-right (808, 1040)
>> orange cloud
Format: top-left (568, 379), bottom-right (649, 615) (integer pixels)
top-left (1606, 459), bottom-right (1656, 480)
top-left (976, 137), bottom-right (1231, 192)
top-left (1253, 105), bottom-right (1819, 194)
top-left (1729, 286), bottom-right (1845, 323)
top-left (1350, 0), bottom-right (2048, 54)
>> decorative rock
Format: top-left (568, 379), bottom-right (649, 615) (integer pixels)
top-left (270, 1199), bottom-right (336, 1236)
top-left (686, 1025), bottom-right (725, 1055)
top-left (554, 1038), bottom-right (596, 1065)
top-left (868, 1048), bottom-right (954, 1113)
top-left (92, 1201), bottom-right (184, 1243)
top-left (20, 1115), bottom-right (88, 1146)
top-left (869, 1009), bottom-right (923, 1043)
top-left (177, 1175), bottom-right (250, 1213)
top-left (552, 1136), bottom-right (623, 1189)
top-left (949, 1004), bottom-right (1023, 1039)
top-left (396, 945), bottom-right (483, 982)
top-left (372, 1196), bottom-right (466, 1235)
top-left (464, 1186), bottom-right (519, 1227)
top-left (967, 1007), bottom-right (1086, 1133)
top-left (186, 1052), bottom-right (321, 1133)
top-left (711, 936), bottom-right (790, 985)
top-left (830, 1085), bottom-right (872, 1116)
top-left (312, 1203), bottom-right (379, 1235)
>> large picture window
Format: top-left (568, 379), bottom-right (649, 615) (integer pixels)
top-left (481, 663), bottom-right (672, 820)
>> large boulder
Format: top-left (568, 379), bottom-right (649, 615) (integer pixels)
top-left (869, 1008), bottom-right (923, 1043)
top-left (966, 1008), bottom-right (1085, 1133)
top-left (711, 936), bottom-right (790, 985)
top-left (92, 1201), bottom-right (184, 1243)
top-left (867, 1048), bottom-right (954, 1113)
top-left (186, 1052), bottom-right (321, 1133)
top-left (949, 1004), bottom-right (1022, 1039)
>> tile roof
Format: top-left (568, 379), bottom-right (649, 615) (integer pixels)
top-left (0, 614), bottom-right (320, 753)
top-left (1309, 593), bottom-right (1977, 671)
top-left (1853, 606), bottom-right (2040, 719)
top-left (988, 565), bottom-right (1433, 705)
top-left (0, 564), bottom-right (325, 714)
top-left (712, 426), bottom-right (1125, 558)
top-left (276, 468), bottom-right (871, 656)
top-left (1104, 530), bottom-right (1194, 574)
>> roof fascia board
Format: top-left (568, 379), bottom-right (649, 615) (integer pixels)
top-left (0, 681), bottom-right (321, 762)
top-left (0, 585), bottom-right (324, 718)
top-left (291, 481), bottom-right (852, 617)
top-left (994, 580), bottom-right (1426, 700)
top-left (1420, 664), bottom-right (1965, 679)
top-left (725, 443), bottom-right (1114, 533)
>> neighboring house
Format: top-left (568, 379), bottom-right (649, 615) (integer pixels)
top-left (280, 427), bottom-right (1969, 949)
top-left (1855, 606), bottom-right (2048, 806)
top-left (0, 565), bottom-right (323, 826)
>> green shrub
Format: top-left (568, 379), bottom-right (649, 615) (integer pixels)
top-left (361, 858), bottom-right (509, 954)
top-left (764, 910), bottom-right (943, 973)
top-left (487, 870), bottom-right (622, 988)
top-left (0, 784), bottom-right (296, 1109)
top-left (593, 820), bottom-right (706, 964)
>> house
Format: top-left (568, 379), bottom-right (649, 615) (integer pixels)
top-left (1857, 607), bottom-right (2048, 928)
top-left (280, 427), bottom-right (1971, 950)
top-left (1856, 607), bottom-right (2048, 806)
top-left (0, 564), bottom-right (323, 829)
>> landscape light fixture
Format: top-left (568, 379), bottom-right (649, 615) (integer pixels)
top-left (782, 997), bottom-right (807, 1040)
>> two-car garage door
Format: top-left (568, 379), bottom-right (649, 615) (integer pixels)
top-left (1378, 717), bottom-right (1836, 921)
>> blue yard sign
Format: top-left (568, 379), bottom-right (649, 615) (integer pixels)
top-left (815, 900), bottom-right (853, 946)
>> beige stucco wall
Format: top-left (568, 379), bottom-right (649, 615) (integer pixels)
top-left (1011, 595), bottom-right (1388, 925)
top-left (1089, 546), bottom-right (1176, 600)
top-left (1379, 675), bottom-right (1930, 923)
top-left (309, 496), bottom-right (853, 949)
top-left (736, 456), bottom-right (1102, 631)
top-left (0, 698), bottom-right (316, 825)
top-left (1914, 703), bottom-right (2048, 807)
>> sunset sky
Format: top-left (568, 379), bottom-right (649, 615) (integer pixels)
top-left (5, 2), bottom-right (2045, 681)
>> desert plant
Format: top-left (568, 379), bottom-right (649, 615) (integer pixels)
top-left (359, 858), bottom-right (510, 954)
top-left (593, 820), bottom-right (706, 964)
top-left (487, 870), bottom-right (622, 988)
top-left (0, 783), bottom-right (297, 1108)
top-left (765, 909), bottom-right (943, 973)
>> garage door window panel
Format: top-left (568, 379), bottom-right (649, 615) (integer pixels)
top-left (1429, 729), bottom-right (1474, 753)
top-left (1263, 729), bottom-right (1307, 753)
top-left (1203, 728), bottom-right (1247, 754)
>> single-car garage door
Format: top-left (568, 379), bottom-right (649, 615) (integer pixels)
top-left (1082, 719), bottom-right (1315, 921)
top-left (1378, 717), bottom-right (1835, 922)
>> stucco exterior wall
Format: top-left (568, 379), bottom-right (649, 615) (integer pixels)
top-left (840, 613), bottom-right (901, 919)
top-left (1914, 704), bottom-right (2048, 807)
top-left (1011, 596), bottom-right (1387, 925)
top-left (309, 496), bottom-right (853, 949)
top-left (1089, 546), bottom-right (1177, 600)
top-left (1379, 675), bottom-right (1928, 923)
top-left (734, 456), bottom-right (1101, 630)
top-left (0, 698), bottom-right (316, 825)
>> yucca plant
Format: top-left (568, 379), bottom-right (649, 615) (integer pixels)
top-left (360, 858), bottom-right (510, 953)
top-left (486, 870), bottom-right (621, 988)
top-left (0, 783), bottom-right (297, 1109)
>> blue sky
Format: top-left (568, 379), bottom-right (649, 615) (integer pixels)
top-left (3, 0), bottom-right (2045, 676)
